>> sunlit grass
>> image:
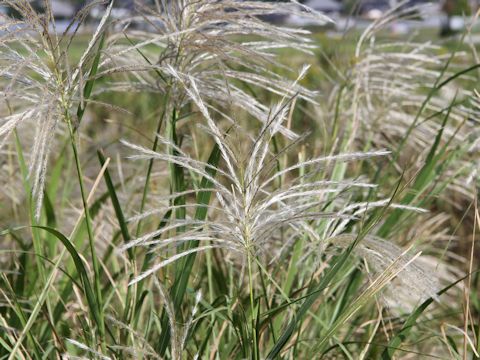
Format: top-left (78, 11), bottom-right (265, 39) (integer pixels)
top-left (0, 1), bottom-right (479, 359)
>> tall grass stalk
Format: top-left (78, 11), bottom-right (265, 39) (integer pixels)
top-left (65, 111), bottom-right (106, 345)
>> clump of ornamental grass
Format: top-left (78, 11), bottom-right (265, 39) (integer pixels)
top-left (334, 4), bottom-right (479, 205)
top-left (315, 6), bottom-right (479, 356)
top-left (323, 10), bottom-right (479, 318)
top-left (0, 1), bottom-right (475, 359)
top-left (119, 68), bottom-right (440, 358)
top-left (0, 2), bottom-right (118, 358)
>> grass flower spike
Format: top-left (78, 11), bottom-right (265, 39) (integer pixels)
top-left (122, 68), bottom-right (391, 284)
top-left (0, 0), bottom-right (112, 219)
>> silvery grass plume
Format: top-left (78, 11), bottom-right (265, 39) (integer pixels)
top-left (119, 69), bottom-right (391, 285)
top-left (329, 234), bottom-right (439, 313)
top-left (336, 4), bottom-right (479, 202)
top-left (298, 185), bottom-right (440, 311)
top-left (100, 0), bottom-right (331, 139)
top-left (0, 0), bottom-right (113, 219)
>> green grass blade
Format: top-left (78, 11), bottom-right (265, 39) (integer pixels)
top-left (32, 226), bottom-right (103, 340)
top-left (97, 149), bottom-right (132, 256)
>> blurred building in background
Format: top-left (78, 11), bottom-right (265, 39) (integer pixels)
top-left (3, 0), bottom-right (476, 17)
top-left (304, 0), bottom-right (344, 14)
top-left (0, 0), bottom-right (477, 35)
top-left (50, 0), bottom-right (75, 19)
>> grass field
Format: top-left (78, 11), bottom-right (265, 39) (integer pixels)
top-left (0, 1), bottom-right (479, 359)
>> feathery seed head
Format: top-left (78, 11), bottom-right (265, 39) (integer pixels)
top-left (103, 0), bottom-right (329, 137)
top-left (122, 70), bottom-right (390, 285)
top-left (340, 3), bottom-right (480, 203)
top-left (331, 234), bottom-right (440, 312)
top-left (0, 1), bottom-right (113, 219)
